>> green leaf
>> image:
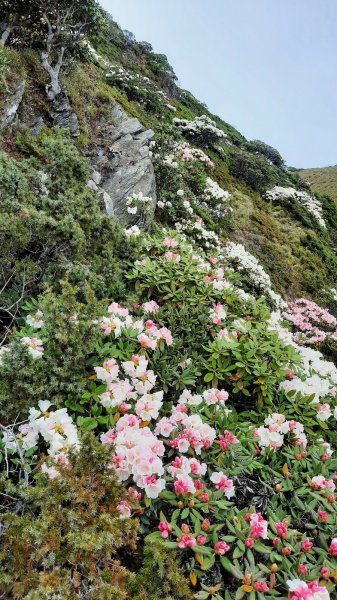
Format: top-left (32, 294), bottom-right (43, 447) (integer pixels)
top-left (220, 556), bottom-right (243, 579)
top-left (204, 372), bottom-right (214, 382)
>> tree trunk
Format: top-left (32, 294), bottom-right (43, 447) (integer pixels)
top-left (0, 24), bottom-right (12, 46)
top-left (41, 47), bottom-right (65, 101)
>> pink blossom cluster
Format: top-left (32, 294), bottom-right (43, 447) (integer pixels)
top-left (204, 265), bottom-right (233, 292)
top-left (165, 405), bottom-right (217, 454)
top-left (101, 413), bottom-right (166, 499)
top-left (165, 251), bottom-right (181, 262)
top-left (283, 298), bottom-right (337, 346)
top-left (254, 413), bottom-right (307, 451)
top-left (98, 302), bottom-right (173, 348)
top-left (166, 141), bottom-right (214, 169)
top-left (287, 578), bottom-right (329, 600)
top-left (141, 300), bottom-right (160, 314)
top-left (311, 475), bottom-right (335, 492)
top-left (246, 512), bottom-right (268, 539)
top-left (96, 354), bottom-right (163, 416)
top-left (209, 302), bottom-right (227, 324)
top-left (329, 538), bottom-right (337, 556)
top-left (218, 430), bottom-right (239, 451)
top-left (163, 236), bottom-right (179, 248)
top-left (210, 471), bottom-right (235, 498)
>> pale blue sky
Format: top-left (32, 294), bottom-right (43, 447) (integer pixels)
top-left (100, 0), bottom-right (337, 168)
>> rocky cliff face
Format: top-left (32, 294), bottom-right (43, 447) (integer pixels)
top-left (86, 102), bottom-right (156, 229)
top-left (0, 86), bottom-right (156, 230)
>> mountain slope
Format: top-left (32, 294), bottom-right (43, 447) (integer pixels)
top-left (0, 5), bottom-right (337, 600)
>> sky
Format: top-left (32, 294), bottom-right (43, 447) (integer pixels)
top-left (99, 0), bottom-right (337, 168)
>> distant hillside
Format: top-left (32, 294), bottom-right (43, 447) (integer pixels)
top-left (299, 165), bottom-right (337, 203)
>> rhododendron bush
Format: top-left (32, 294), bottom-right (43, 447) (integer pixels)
top-left (1, 225), bottom-right (337, 599)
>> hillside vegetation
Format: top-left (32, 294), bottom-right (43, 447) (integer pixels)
top-left (299, 166), bottom-right (337, 204)
top-left (0, 3), bottom-right (337, 600)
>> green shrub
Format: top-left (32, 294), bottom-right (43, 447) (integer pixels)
top-left (246, 139), bottom-right (285, 168)
top-left (0, 434), bottom-right (139, 599)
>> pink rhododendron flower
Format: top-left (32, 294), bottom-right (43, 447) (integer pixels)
top-left (210, 471), bottom-right (235, 498)
top-left (329, 538), bottom-right (337, 556)
top-left (298, 564), bottom-right (308, 575)
top-left (311, 476), bottom-right (335, 492)
top-left (94, 358), bottom-right (119, 384)
top-left (158, 521), bottom-right (172, 538)
top-left (246, 512), bottom-right (268, 539)
top-left (142, 300), bottom-right (160, 313)
top-left (158, 327), bottom-right (173, 346)
top-left (178, 534), bottom-right (196, 549)
top-left (163, 236), bottom-right (179, 248)
top-left (174, 473), bottom-right (196, 495)
top-left (214, 541), bottom-right (230, 555)
top-left (197, 535), bottom-right (206, 545)
top-left (276, 522), bottom-right (288, 538)
top-left (209, 302), bottom-right (227, 324)
top-left (287, 579), bottom-right (330, 600)
top-left (117, 500), bottom-right (132, 518)
top-left (218, 430), bottom-right (239, 451)
top-left (254, 581), bottom-right (269, 592)
top-left (302, 539), bottom-right (313, 552)
top-left (21, 336), bottom-right (44, 359)
top-left (165, 251), bottom-right (181, 262)
top-left (203, 388), bottom-right (228, 406)
top-left (316, 403), bottom-right (332, 422)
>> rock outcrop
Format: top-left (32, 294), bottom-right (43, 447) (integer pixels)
top-left (88, 102), bottom-right (156, 229)
top-left (0, 78), bottom-right (25, 128)
top-left (50, 88), bottom-right (80, 138)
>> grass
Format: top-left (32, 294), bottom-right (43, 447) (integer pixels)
top-left (299, 165), bottom-right (337, 203)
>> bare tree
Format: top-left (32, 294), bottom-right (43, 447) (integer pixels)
top-left (38, 1), bottom-right (101, 100)
top-left (0, 0), bottom-right (102, 99)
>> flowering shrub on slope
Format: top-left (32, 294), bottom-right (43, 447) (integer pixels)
top-left (1, 46), bottom-right (337, 599)
top-left (1, 243), bottom-right (337, 598)
top-left (173, 115), bottom-right (229, 148)
top-left (283, 298), bottom-right (337, 346)
top-left (266, 186), bottom-right (326, 228)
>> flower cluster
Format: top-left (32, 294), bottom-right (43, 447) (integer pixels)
top-left (173, 115), bottom-right (229, 147)
top-left (254, 412), bottom-right (307, 451)
top-left (287, 578), bottom-right (330, 599)
top-left (124, 225), bottom-right (141, 237)
top-left (209, 302), bottom-right (227, 324)
top-left (4, 400), bottom-right (79, 463)
top-left (246, 512), bottom-right (268, 539)
top-left (224, 241), bottom-right (285, 308)
top-left (126, 191), bottom-right (153, 215)
top-left (26, 310), bottom-right (44, 329)
top-left (266, 186), bottom-right (325, 228)
top-left (283, 298), bottom-right (337, 346)
top-left (163, 141), bottom-right (214, 169)
top-left (97, 301), bottom-right (173, 348)
top-left (194, 177), bottom-right (232, 219)
top-left (105, 65), bottom-right (174, 110)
